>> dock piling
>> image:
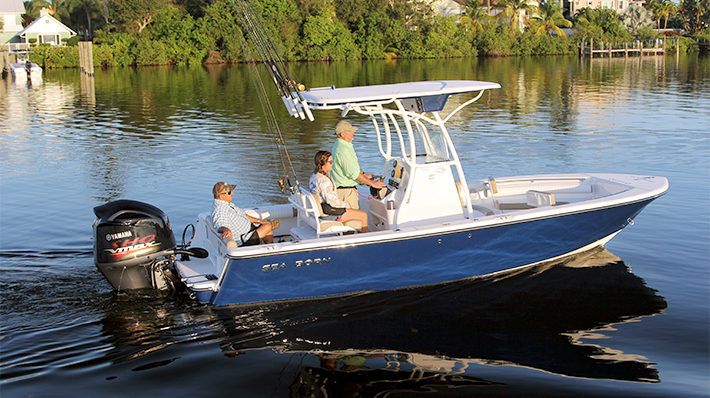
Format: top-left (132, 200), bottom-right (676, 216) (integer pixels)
top-left (579, 38), bottom-right (668, 58)
top-left (78, 41), bottom-right (94, 76)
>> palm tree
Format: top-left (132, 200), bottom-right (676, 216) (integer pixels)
top-left (460, 0), bottom-right (490, 30)
top-left (66, 0), bottom-right (102, 39)
top-left (654, 0), bottom-right (678, 29)
top-left (621, 3), bottom-right (654, 34)
top-left (24, 0), bottom-right (70, 23)
top-left (101, 0), bottom-right (110, 25)
top-left (495, 0), bottom-right (536, 33)
top-left (679, 0), bottom-right (710, 34)
top-left (535, 0), bottom-right (572, 36)
top-left (454, 0), bottom-right (494, 17)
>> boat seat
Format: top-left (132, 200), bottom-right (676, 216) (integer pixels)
top-left (205, 215), bottom-right (238, 249)
top-left (288, 192), bottom-right (360, 239)
top-left (455, 181), bottom-right (495, 216)
top-left (527, 190), bottom-right (556, 207)
top-left (477, 177), bottom-right (498, 198)
top-left (496, 190), bottom-right (569, 211)
top-left (497, 202), bottom-right (535, 210)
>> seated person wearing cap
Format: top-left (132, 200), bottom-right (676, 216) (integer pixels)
top-left (331, 120), bottom-right (386, 210)
top-left (212, 181), bottom-right (274, 246)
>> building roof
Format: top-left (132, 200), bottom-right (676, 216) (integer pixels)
top-left (18, 13), bottom-right (77, 36)
top-left (0, 0), bottom-right (25, 14)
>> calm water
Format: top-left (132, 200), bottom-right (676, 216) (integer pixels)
top-left (1, 54), bottom-right (708, 397)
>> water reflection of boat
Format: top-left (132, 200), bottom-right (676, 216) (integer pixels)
top-left (287, 352), bottom-right (504, 397)
top-left (210, 248), bottom-right (667, 386)
top-left (87, 248), bottom-right (665, 396)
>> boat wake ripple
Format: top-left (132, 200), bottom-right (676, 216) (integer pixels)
top-left (1, 247), bottom-right (667, 393)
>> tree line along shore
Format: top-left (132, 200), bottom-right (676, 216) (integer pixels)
top-left (15, 0), bottom-right (710, 69)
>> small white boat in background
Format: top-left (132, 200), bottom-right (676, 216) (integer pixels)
top-left (9, 51), bottom-right (42, 82)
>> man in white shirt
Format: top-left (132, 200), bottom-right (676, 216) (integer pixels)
top-left (212, 181), bottom-right (274, 246)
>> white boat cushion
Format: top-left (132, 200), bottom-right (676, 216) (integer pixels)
top-left (526, 190), bottom-right (556, 207)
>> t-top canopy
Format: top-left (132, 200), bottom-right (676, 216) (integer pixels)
top-left (299, 80), bottom-right (501, 109)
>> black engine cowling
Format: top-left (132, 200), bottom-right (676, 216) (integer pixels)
top-left (93, 199), bottom-right (177, 290)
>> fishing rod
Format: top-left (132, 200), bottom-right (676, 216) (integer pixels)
top-left (230, 0), bottom-right (313, 121)
top-left (233, 0), bottom-right (288, 97)
top-left (230, 0), bottom-right (303, 194)
top-left (242, 0), bottom-right (304, 97)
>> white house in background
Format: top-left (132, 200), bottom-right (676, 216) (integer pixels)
top-left (1, 0), bottom-right (25, 44)
top-left (569, 0), bottom-right (646, 15)
top-left (431, 0), bottom-right (464, 17)
top-left (430, 0), bottom-right (542, 21)
top-left (16, 8), bottom-right (76, 46)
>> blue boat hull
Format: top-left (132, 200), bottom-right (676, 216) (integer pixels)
top-left (207, 198), bottom-right (655, 306)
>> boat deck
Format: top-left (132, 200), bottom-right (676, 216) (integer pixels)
top-left (174, 173), bottom-right (667, 303)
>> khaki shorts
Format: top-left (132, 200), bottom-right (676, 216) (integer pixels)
top-left (336, 187), bottom-right (360, 209)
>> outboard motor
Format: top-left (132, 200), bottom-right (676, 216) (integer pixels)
top-left (93, 200), bottom-right (178, 291)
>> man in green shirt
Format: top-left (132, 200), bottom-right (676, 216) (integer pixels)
top-left (331, 121), bottom-right (386, 209)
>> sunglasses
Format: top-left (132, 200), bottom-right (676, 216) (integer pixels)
top-left (223, 191), bottom-right (232, 195)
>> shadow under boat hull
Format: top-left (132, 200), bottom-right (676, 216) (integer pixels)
top-left (93, 247), bottom-right (666, 393)
top-left (193, 196), bottom-right (657, 306)
top-left (209, 246), bottom-right (667, 386)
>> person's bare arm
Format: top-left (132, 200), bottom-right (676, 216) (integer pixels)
top-left (357, 171), bottom-right (385, 189)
